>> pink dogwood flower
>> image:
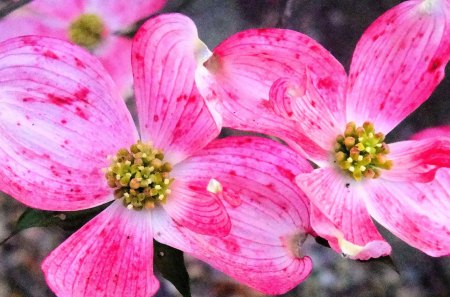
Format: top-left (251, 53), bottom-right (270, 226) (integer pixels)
top-left (192, 0), bottom-right (450, 259)
top-left (0, 15), bottom-right (315, 297)
top-left (0, 0), bottom-right (167, 96)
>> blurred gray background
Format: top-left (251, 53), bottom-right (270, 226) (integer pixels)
top-left (0, 0), bottom-right (449, 296)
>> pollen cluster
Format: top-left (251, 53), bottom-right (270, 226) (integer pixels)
top-left (334, 122), bottom-right (392, 181)
top-left (105, 141), bottom-right (173, 210)
top-left (68, 14), bottom-right (104, 48)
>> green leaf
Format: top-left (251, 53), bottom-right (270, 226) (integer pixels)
top-left (154, 240), bottom-right (191, 297)
top-left (0, 202), bottom-right (111, 246)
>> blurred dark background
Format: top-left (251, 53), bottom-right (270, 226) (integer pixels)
top-left (0, 0), bottom-right (449, 296)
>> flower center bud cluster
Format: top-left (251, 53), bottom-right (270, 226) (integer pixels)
top-left (105, 141), bottom-right (173, 210)
top-left (334, 121), bottom-right (392, 181)
top-left (69, 14), bottom-right (105, 48)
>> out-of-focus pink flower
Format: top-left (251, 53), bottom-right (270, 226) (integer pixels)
top-left (0, 15), bottom-right (314, 297)
top-left (0, 0), bottom-right (167, 97)
top-left (193, 0), bottom-right (450, 259)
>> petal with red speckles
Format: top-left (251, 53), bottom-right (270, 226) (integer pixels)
top-left (161, 136), bottom-right (314, 294)
top-left (42, 201), bottom-right (159, 297)
top-left (381, 138), bottom-right (450, 183)
top-left (346, 0), bottom-right (450, 133)
top-left (132, 14), bottom-right (220, 165)
top-left (197, 27), bottom-right (347, 160)
top-left (268, 74), bottom-right (345, 163)
top-left (296, 168), bottom-right (391, 260)
top-left (366, 174), bottom-right (450, 257)
top-left (0, 36), bottom-right (138, 211)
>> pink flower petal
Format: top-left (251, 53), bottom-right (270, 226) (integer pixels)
top-left (0, 36), bottom-right (138, 210)
top-left (132, 14), bottom-right (221, 165)
top-left (161, 179), bottom-right (231, 237)
top-left (197, 28), bottom-right (347, 160)
top-left (346, 0), bottom-right (450, 133)
top-left (154, 205), bottom-right (313, 295)
top-left (152, 207), bottom-right (197, 254)
top-left (296, 168), bottom-right (391, 260)
top-left (42, 201), bottom-right (159, 297)
top-left (366, 176), bottom-right (450, 257)
top-left (310, 204), bottom-right (390, 260)
top-left (26, 0), bottom-right (85, 20)
top-left (94, 36), bottom-right (133, 98)
top-left (88, 0), bottom-right (167, 30)
top-left (160, 136), bottom-right (314, 294)
top-left (0, 14), bottom-right (67, 42)
top-left (410, 125), bottom-right (450, 141)
top-left (382, 138), bottom-right (450, 182)
top-left (268, 74), bottom-right (345, 163)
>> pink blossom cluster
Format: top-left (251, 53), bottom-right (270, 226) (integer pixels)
top-left (0, 0), bottom-right (448, 296)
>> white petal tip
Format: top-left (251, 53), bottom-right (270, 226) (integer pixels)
top-left (206, 178), bottom-right (223, 194)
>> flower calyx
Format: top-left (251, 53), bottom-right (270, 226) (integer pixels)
top-left (334, 121), bottom-right (392, 181)
top-left (69, 14), bottom-right (105, 49)
top-left (105, 141), bottom-right (173, 210)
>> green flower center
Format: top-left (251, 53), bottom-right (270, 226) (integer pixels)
top-left (334, 122), bottom-right (392, 181)
top-left (105, 141), bottom-right (174, 210)
top-left (68, 14), bottom-right (104, 48)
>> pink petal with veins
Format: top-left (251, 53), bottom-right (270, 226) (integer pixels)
top-left (382, 138), bottom-right (450, 182)
top-left (366, 176), bottom-right (450, 257)
top-left (42, 201), bottom-right (159, 297)
top-left (346, 0), bottom-right (450, 133)
top-left (268, 75), bottom-right (345, 163)
top-left (159, 136), bottom-right (314, 294)
top-left (161, 178), bottom-right (231, 237)
top-left (0, 36), bottom-right (138, 210)
top-left (296, 168), bottom-right (391, 260)
top-left (132, 14), bottom-right (220, 165)
top-left (197, 27), bottom-right (347, 161)
top-left (202, 27), bottom-right (347, 128)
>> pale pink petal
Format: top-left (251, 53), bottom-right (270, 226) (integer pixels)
top-left (88, 0), bottom-right (167, 30)
top-left (296, 168), bottom-right (391, 260)
top-left (152, 207), bottom-right (197, 254)
top-left (132, 14), bottom-right (220, 165)
top-left (0, 14), bottom-right (67, 42)
top-left (26, 0), bottom-right (85, 20)
top-left (0, 36), bottom-right (138, 211)
top-left (382, 138), bottom-right (450, 182)
top-left (197, 27), bottom-right (347, 161)
top-left (42, 201), bottom-right (159, 297)
top-left (93, 36), bottom-right (133, 98)
top-left (410, 125), bottom-right (450, 140)
top-left (268, 74), bottom-right (345, 163)
top-left (346, 0), bottom-right (450, 133)
top-left (160, 136), bottom-right (314, 294)
top-left (366, 175), bottom-right (450, 256)
top-left (162, 179), bottom-right (231, 237)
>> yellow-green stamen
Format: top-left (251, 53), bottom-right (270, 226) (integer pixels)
top-left (334, 121), bottom-right (392, 181)
top-left (68, 14), bottom-right (104, 48)
top-left (105, 141), bottom-right (173, 210)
